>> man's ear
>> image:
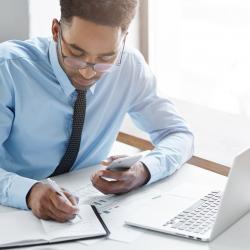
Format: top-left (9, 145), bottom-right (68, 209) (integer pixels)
top-left (51, 19), bottom-right (60, 43)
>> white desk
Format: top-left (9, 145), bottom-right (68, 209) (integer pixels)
top-left (1, 163), bottom-right (246, 250)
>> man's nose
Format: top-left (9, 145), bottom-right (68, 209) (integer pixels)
top-left (78, 66), bottom-right (97, 79)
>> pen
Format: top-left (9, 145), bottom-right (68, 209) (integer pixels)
top-left (47, 178), bottom-right (82, 220)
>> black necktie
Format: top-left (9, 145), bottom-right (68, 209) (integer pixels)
top-left (50, 90), bottom-right (87, 177)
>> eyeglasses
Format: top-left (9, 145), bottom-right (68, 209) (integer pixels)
top-left (58, 24), bottom-right (126, 73)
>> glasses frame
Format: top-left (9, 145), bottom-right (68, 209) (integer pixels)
top-left (58, 23), bottom-right (126, 72)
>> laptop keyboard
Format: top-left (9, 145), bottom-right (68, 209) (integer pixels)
top-left (163, 191), bottom-right (222, 235)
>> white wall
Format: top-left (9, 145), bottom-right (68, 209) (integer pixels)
top-left (0, 0), bottom-right (29, 42)
top-left (28, 0), bottom-right (139, 49)
top-left (0, 0), bottom-right (140, 50)
top-left (28, 0), bottom-right (60, 38)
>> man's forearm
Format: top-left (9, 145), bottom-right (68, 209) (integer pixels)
top-left (140, 132), bottom-right (194, 184)
top-left (0, 168), bottom-right (38, 210)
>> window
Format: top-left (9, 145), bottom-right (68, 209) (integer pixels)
top-left (149, 0), bottom-right (250, 116)
top-left (146, 0), bottom-right (250, 166)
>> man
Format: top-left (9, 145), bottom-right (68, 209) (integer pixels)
top-left (0, 0), bottom-right (193, 222)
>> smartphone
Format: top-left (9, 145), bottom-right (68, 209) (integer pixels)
top-left (106, 151), bottom-right (150, 171)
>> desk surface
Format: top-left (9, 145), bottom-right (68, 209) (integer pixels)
top-left (3, 163), bottom-right (248, 250)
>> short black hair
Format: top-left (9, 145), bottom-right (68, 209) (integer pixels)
top-left (60, 0), bottom-right (138, 32)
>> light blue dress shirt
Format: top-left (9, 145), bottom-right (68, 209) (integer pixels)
top-left (0, 37), bottom-right (194, 210)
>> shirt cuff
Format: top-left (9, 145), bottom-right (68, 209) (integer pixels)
top-left (140, 155), bottom-right (163, 185)
top-left (8, 175), bottom-right (38, 210)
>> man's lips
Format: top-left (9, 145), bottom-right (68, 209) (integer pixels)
top-left (72, 76), bottom-right (96, 86)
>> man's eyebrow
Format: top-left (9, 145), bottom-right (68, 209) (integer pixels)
top-left (69, 43), bottom-right (117, 56)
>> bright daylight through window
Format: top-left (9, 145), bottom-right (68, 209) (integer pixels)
top-left (149, 0), bottom-right (250, 117)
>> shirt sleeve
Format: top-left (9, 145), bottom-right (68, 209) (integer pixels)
top-left (128, 52), bottom-right (194, 184)
top-left (0, 62), bottom-right (38, 210)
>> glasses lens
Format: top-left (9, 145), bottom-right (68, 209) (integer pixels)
top-left (64, 57), bottom-right (87, 69)
top-left (64, 57), bottom-right (114, 72)
top-left (94, 63), bottom-right (114, 73)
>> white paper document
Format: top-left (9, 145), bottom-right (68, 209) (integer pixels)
top-left (74, 182), bottom-right (163, 243)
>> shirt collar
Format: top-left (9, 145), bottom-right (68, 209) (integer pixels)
top-left (48, 39), bottom-right (96, 96)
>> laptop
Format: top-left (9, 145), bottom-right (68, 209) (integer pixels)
top-left (125, 148), bottom-right (250, 241)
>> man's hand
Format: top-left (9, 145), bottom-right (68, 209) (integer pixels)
top-left (101, 154), bottom-right (128, 166)
top-left (91, 158), bottom-right (151, 194)
top-left (26, 182), bottom-right (79, 222)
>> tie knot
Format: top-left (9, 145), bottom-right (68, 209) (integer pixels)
top-left (77, 89), bottom-right (87, 96)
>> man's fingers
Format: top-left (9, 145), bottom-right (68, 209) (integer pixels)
top-left (100, 169), bottom-right (130, 181)
top-left (31, 198), bottom-right (64, 222)
top-left (101, 159), bottom-right (113, 166)
top-left (61, 188), bottom-right (79, 205)
top-left (91, 171), bottom-right (129, 194)
top-left (47, 203), bottom-right (75, 222)
top-left (101, 155), bottom-right (129, 166)
top-left (64, 191), bottom-right (79, 206)
top-left (109, 155), bottom-right (128, 161)
top-left (37, 193), bottom-right (77, 222)
top-left (49, 192), bottom-right (79, 215)
top-left (91, 163), bottom-right (148, 195)
top-left (27, 183), bottom-right (79, 222)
